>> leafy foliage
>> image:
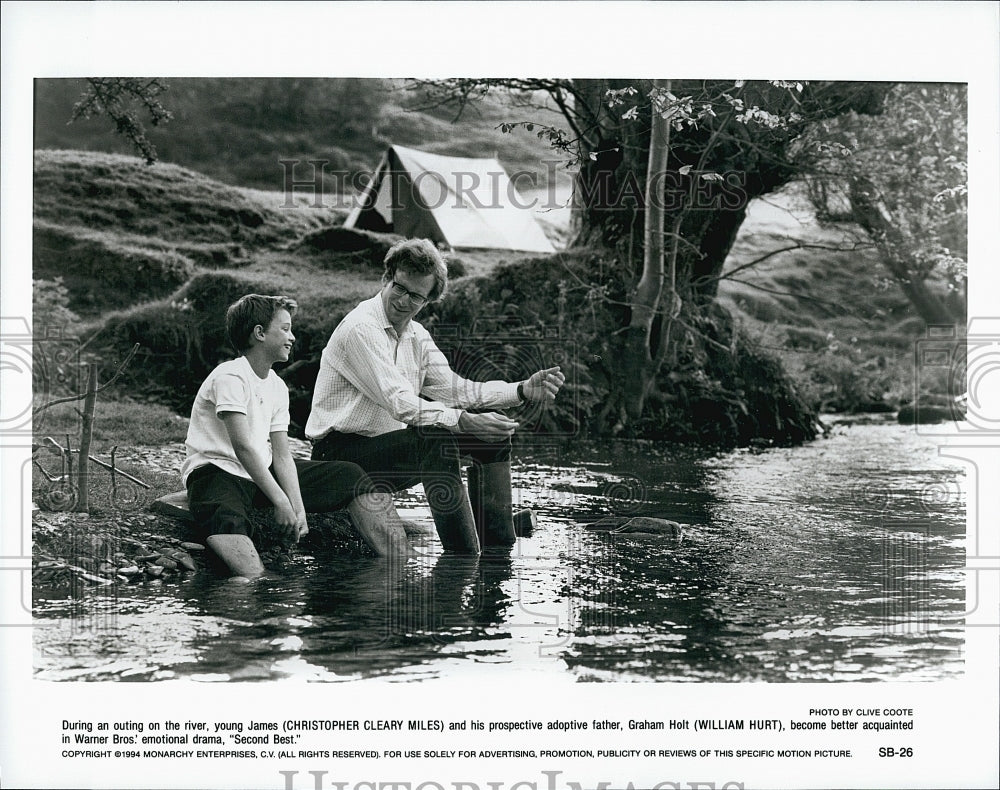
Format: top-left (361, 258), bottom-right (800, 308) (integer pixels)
top-left (33, 277), bottom-right (81, 336)
top-left (71, 78), bottom-right (173, 164)
top-left (424, 251), bottom-right (818, 446)
top-left (796, 83), bottom-right (967, 325)
top-left (415, 79), bottom-right (889, 433)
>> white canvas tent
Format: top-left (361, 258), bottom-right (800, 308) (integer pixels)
top-left (344, 144), bottom-right (556, 253)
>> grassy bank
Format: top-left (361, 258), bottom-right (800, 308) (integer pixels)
top-left (718, 184), bottom-right (948, 412)
top-left (33, 150), bottom-right (947, 442)
top-left (29, 146), bottom-right (954, 587)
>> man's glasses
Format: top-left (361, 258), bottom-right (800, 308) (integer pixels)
top-left (389, 281), bottom-right (430, 306)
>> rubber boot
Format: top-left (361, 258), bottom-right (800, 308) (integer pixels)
top-left (347, 493), bottom-right (415, 557)
top-left (468, 462), bottom-right (517, 547)
top-left (424, 472), bottom-right (481, 554)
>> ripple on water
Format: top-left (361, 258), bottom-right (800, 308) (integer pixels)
top-left (33, 420), bottom-right (965, 682)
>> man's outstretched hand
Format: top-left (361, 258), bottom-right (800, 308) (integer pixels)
top-left (458, 411), bottom-right (519, 442)
top-left (521, 366), bottom-right (566, 403)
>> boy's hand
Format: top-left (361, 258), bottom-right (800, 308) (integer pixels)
top-left (274, 499), bottom-right (299, 544)
top-left (295, 509), bottom-right (309, 540)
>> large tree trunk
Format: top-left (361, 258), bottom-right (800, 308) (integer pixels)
top-left (568, 79), bottom-right (648, 253)
top-left (849, 178), bottom-right (961, 326)
top-left (560, 81), bottom-right (893, 430)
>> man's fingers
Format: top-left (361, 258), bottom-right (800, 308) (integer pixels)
top-left (472, 412), bottom-right (518, 441)
top-left (532, 367), bottom-right (565, 396)
top-left (482, 412), bottom-right (518, 428)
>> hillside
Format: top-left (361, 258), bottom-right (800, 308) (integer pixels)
top-left (32, 148), bottom-right (933, 441)
top-left (32, 149), bottom-right (499, 428)
top-left (33, 149), bottom-right (345, 318)
top-left (718, 184), bottom-right (922, 411)
top-left (34, 78), bottom-right (572, 195)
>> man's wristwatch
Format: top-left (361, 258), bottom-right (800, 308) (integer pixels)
top-left (517, 381), bottom-right (526, 402)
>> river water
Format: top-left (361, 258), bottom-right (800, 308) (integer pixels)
top-left (33, 416), bottom-right (966, 682)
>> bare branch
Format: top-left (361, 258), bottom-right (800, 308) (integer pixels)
top-left (699, 241), bottom-right (876, 286)
top-left (33, 344), bottom-right (140, 417)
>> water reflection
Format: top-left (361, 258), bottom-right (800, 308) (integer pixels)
top-left (34, 418), bottom-right (965, 682)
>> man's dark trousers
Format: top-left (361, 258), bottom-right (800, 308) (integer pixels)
top-left (311, 427), bottom-right (513, 551)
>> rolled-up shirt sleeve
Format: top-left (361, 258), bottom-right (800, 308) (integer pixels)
top-left (334, 321), bottom-right (465, 429)
top-left (212, 373), bottom-right (249, 416)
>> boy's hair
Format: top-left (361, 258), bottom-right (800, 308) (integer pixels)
top-left (226, 294), bottom-right (297, 353)
top-left (382, 238), bottom-right (448, 302)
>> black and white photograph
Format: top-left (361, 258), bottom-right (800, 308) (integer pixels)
top-left (2, 3), bottom-right (998, 790)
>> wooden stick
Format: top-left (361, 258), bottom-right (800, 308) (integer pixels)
top-left (86, 453), bottom-right (151, 489)
top-left (32, 343), bottom-right (139, 417)
top-left (42, 437), bottom-right (150, 489)
top-left (76, 364), bottom-right (99, 512)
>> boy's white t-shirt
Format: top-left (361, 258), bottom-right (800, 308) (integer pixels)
top-left (181, 356), bottom-right (291, 485)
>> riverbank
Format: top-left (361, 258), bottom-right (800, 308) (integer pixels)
top-left (34, 151), bottom-right (952, 443)
top-left (31, 428), bottom-right (373, 593)
top-left (33, 413), bottom-right (966, 682)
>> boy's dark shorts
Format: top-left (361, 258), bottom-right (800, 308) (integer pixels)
top-left (185, 459), bottom-right (371, 540)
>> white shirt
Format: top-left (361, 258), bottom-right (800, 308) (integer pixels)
top-left (306, 294), bottom-right (520, 440)
top-left (182, 356), bottom-right (290, 484)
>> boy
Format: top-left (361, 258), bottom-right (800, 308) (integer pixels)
top-left (181, 294), bottom-right (411, 577)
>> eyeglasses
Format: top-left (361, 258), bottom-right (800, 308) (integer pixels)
top-left (389, 280), bottom-right (431, 306)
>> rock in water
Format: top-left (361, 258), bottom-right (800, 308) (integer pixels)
top-left (173, 552), bottom-right (197, 572)
top-left (613, 517), bottom-right (684, 537)
top-left (897, 404), bottom-right (954, 424)
top-left (582, 516), bottom-right (631, 532)
top-left (513, 509), bottom-right (536, 537)
top-left (151, 491), bottom-right (194, 522)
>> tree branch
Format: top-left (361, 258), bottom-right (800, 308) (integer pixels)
top-left (33, 344), bottom-right (140, 417)
top-left (699, 241), bottom-right (876, 286)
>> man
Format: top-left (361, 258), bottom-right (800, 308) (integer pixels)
top-left (307, 239), bottom-right (565, 553)
top-left (182, 294), bottom-right (412, 577)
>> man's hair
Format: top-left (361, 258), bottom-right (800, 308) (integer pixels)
top-left (382, 238), bottom-right (448, 302)
top-left (225, 294), bottom-right (297, 353)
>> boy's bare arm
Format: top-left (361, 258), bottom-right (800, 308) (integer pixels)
top-left (219, 412), bottom-right (297, 530)
top-left (270, 431), bottom-right (308, 539)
